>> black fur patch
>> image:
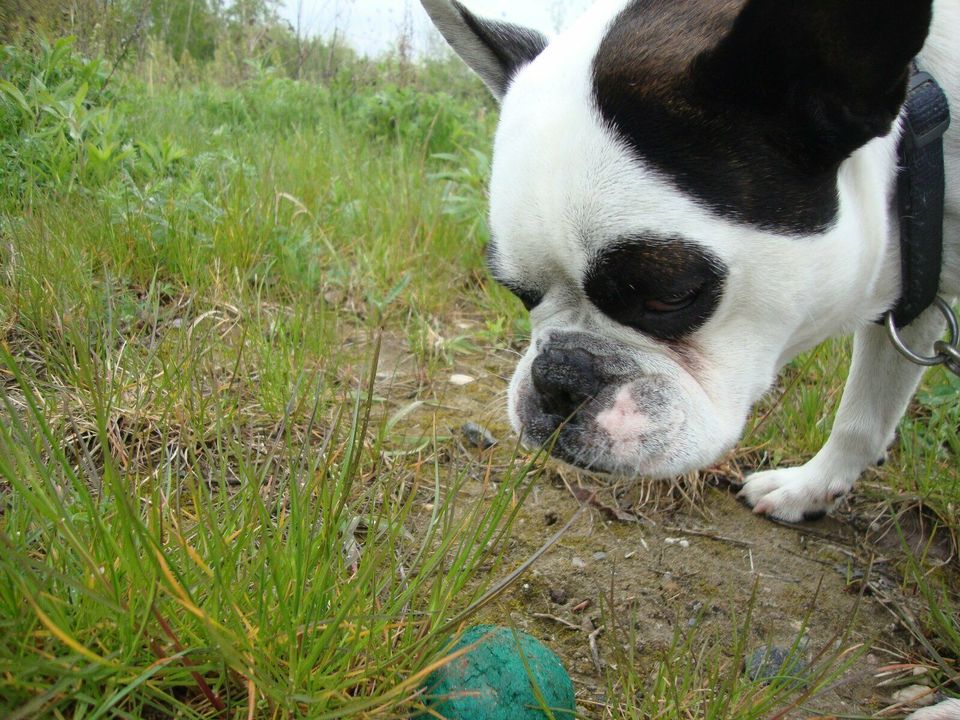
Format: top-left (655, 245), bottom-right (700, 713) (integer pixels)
top-left (453, 1), bottom-right (548, 96)
top-left (583, 236), bottom-right (726, 340)
top-left (486, 240), bottom-right (545, 310)
top-left (592, 0), bottom-right (932, 235)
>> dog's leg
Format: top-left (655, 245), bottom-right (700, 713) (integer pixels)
top-left (739, 307), bottom-right (947, 522)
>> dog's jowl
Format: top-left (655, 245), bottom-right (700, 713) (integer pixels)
top-left (421, 0), bottom-right (959, 532)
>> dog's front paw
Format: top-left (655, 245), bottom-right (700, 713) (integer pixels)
top-left (905, 699), bottom-right (960, 720)
top-left (738, 465), bottom-right (854, 522)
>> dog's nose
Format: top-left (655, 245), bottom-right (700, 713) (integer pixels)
top-left (531, 347), bottom-right (601, 419)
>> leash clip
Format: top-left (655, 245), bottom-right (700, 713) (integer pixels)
top-left (885, 297), bottom-right (960, 376)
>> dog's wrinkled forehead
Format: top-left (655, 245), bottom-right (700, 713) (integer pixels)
top-left (486, 0), bottom-right (930, 303)
top-left (591, 0), bottom-right (844, 235)
top-left (488, 0), bottom-right (747, 289)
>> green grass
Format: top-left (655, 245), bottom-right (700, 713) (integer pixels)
top-left (0, 335), bottom-right (546, 718)
top-left (0, 37), bottom-right (957, 718)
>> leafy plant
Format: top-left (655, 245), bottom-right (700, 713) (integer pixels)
top-left (0, 36), bottom-right (123, 196)
top-left (430, 147), bottom-right (491, 236)
top-left (341, 83), bottom-right (483, 155)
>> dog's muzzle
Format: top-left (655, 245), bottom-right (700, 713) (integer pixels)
top-left (511, 332), bottom-right (697, 475)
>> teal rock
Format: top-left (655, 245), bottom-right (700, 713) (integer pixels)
top-left (423, 625), bottom-right (575, 720)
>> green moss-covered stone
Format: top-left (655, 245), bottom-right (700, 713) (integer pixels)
top-left (423, 625), bottom-right (575, 720)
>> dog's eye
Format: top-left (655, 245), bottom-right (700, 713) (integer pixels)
top-left (643, 287), bottom-right (701, 313)
top-left (513, 287), bottom-right (544, 311)
top-left (584, 237), bottom-right (726, 340)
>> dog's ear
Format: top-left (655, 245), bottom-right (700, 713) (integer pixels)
top-left (694, 0), bottom-right (934, 170)
top-left (420, 0), bottom-right (548, 101)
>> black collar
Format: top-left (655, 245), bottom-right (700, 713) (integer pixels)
top-left (887, 66), bottom-right (951, 328)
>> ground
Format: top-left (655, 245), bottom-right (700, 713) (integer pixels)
top-left (374, 325), bottom-right (958, 718)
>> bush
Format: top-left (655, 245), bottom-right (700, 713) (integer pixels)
top-left (336, 81), bottom-right (484, 155)
top-left (183, 68), bottom-right (332, 133)
top-left (0, 36), bottom-right (124, 197)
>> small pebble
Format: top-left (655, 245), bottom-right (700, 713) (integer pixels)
top-left (892, 685), bottom-right (936, 707)
top-left (571, 599), bottom-right (592, 614)
top-left (592, 552), bottom-right (607, 561)
top-left (572, 557), bottom-right (586, 569)
top-left (744, 645), bottom-right (808, 684)
top-left (460, 422), bottom-right (497, 449)
top-left (449, 374), bottom-right (476, 386)
top-left (549, 587), bottom-right (569, 605)
top-left (664, 537), bottom-right (690, 548)
top-left (661, 580), bottom-right (681, 595)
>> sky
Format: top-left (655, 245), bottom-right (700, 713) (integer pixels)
top-left (277, 0), bottom-right (594, 57)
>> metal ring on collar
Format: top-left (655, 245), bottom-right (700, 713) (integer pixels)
top-left (935, 339), bottom-right (960, 371)
top-left (885, 296), bottom-right (959, 367)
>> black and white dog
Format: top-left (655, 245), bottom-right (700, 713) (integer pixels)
top-left (422, 0), bottom-right (957, 535)
top-left (421, 4), bottom-right (959, 713)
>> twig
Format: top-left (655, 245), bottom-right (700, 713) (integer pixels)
top-left (875, 685), bottom-right (940, 717)
top-left (776, 545), bottom-right (839, 568)
top-left (666, 526), bottom-right (754, 548)
top-left (152, 609), bottom-right (226, 713)
top-left (567, 483), bottom-right (641, 523)
top-left (103, 5), bottom-right (148, 91)
top-left (743, 570), bottom-right (802, 584)
top-left (764, 515), bottom-right (854, 545)
top-left (532, 613), bottom-right (580, 631)
top-left (571, 599), bottom-right (592, 614)
top-left (588, 625), bottom-right (604, 675)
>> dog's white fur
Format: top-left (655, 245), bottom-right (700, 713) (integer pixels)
top-left (908, 698), bottom-right (960, 720)
top-left (740, 0), bottom-right (960, 520)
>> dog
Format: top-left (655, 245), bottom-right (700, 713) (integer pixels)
top-left (421, 0), bottom-right (958, 520)
top-left (420, 5), bottom-right (958, 713)
top-left (423, 2), bottom-right (959, 715)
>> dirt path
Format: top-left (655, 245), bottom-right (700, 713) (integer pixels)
top-left (498, 479), bottom-right (915, 717)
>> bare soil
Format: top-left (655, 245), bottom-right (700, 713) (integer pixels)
top-left (372, 327), bottom-right (950, 718)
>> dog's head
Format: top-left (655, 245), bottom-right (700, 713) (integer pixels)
top-left (422, 0), bottom-right (933, 477)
